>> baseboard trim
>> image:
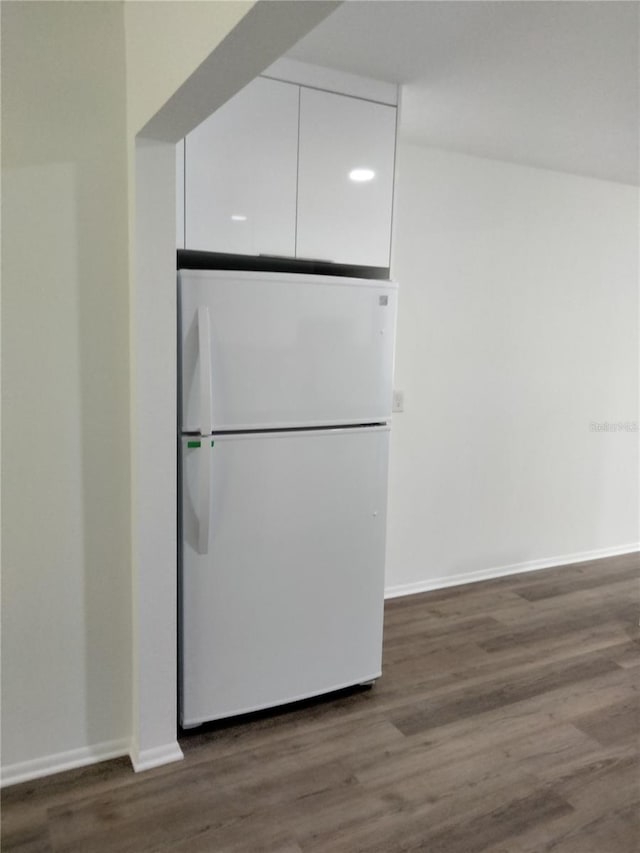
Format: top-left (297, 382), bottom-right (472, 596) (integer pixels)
top-left (1, 737), bottom-right (131, 788)
top-left (129, 742), bottom-right (183, 773)
top-left (2, 738), bottom-right (185, 787)
top-left (384, 542), bottom-right (640, 600)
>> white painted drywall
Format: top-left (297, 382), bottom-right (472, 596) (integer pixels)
top-left (386, 143), bottom-right (639, 592)
top-left (129, 138), bottom-right (183, 771)
top-left (1, 2), bottom-right (131, 772)
top-left (124, 0), bottom-right (254, 137)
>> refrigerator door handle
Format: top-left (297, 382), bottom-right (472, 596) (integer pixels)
top-left (198, 442), bottom-right (212, 555)
top-left (197, 305), bottom-right (213, 436)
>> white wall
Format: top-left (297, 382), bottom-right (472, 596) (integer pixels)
top-left (386, 143), bottom-right (639, 593)
top-left (1, 2), bottom-right (131, 773)
top-left (129, 138), bottom-right (183, 771)
top-left (124, 0), bottom-right (254, 137)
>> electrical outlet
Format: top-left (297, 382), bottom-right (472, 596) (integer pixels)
top-left (392, 389), bottom-right (404, 413)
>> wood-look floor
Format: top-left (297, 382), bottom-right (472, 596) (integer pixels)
top-left (3, 553), bottom-right (639, 852)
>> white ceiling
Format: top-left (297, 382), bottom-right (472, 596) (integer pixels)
top-left (287, 1), bottom-right (639, 185)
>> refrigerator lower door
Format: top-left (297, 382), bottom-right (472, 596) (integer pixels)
top-left (179, 426), bottom-right (389, 728)
top-left (179, 269), bottom-right (397, 432)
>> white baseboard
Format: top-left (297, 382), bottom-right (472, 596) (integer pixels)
top-left (384, 542), bottom-right (640, 600)
top-left (129, 741), bottom-right (183, 773)
top-left (2, 738), bottom-right (184, 788)
top-left (1, 737), bottom-right (131, 788)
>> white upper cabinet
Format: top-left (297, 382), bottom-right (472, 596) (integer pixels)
top-left (185, 77), bottom-right (299, 257)
top-left (182, 69), bottom-right (398, 268)
top-left (296, 89), bottom-right (396, 268)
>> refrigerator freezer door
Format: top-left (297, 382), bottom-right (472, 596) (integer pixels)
top-left (179, 427), bottom-right (389, 727)
top-left (179, 269), bottom-right (397, 432)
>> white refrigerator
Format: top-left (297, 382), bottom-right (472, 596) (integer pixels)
top-left (178, 268), bottom-right (397, 728)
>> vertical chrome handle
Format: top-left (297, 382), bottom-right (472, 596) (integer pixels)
top-left (198, 442), bottom-right (211, 555)
top-left (197, 305), bottom-right (213, 436)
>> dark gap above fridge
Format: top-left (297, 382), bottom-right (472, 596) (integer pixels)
top-left (177, 249), bottom-right (390, 280)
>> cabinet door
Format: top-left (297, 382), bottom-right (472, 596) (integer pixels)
top-left (297, 89), bottom-right (396, 268)
top-left (185, 77), bottom-right (299, 256)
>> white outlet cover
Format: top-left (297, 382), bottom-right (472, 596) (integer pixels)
top-left (392, 390), bottom-right (404, 413)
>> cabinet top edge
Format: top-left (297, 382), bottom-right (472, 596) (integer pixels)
top-left (261, 58), bottom-right (398, 107)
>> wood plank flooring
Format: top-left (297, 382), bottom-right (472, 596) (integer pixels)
top-left (2, 553), bottom-right (638, 852)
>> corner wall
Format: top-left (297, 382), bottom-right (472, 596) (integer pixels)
top-left (1, 1), bottom-right (132, 778)
top-left (386, 144), bottom-right (639, 595)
